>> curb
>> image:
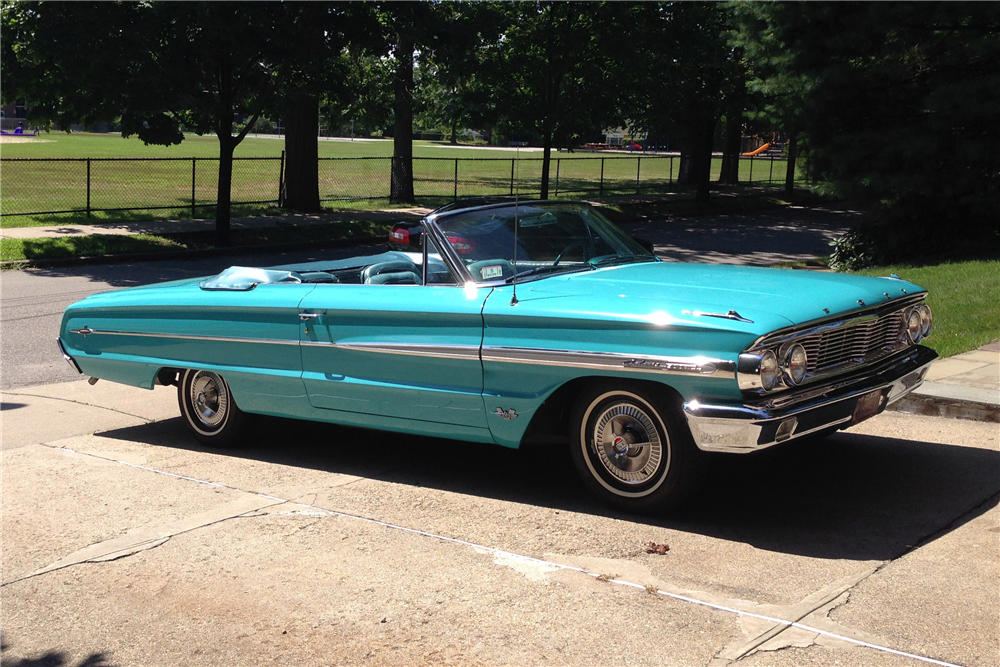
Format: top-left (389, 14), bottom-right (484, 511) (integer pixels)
top-left (0, 234), bottom-right (383, 270)
top-left (888, 393), bottom-right (1000, 423)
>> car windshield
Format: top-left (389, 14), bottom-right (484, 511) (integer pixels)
top-left (434, 203), bottom-right (654, 284)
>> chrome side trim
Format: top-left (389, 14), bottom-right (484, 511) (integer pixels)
top-left (66, 328), bottom-right (300, 347)
top-left (330, 341), bottom-right (482, 360)
top-left (56, 338), bottom-right (83, 374)
top-left (481, 345), bottom-right (735, 379)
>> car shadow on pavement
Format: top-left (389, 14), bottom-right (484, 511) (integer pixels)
top-left (94, 416), bottom-right (999, 563)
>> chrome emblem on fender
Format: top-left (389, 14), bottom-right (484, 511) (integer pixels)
top-left (494, 407), bottom-right (518, 420)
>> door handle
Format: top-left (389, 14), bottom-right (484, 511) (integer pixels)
top-left (299, 313), bottom-right (322, 321)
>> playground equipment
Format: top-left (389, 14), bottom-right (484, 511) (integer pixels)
top-left (742, 142), bottom-right (771, 157)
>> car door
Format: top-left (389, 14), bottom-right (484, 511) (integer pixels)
top-left (297, 282), bottom-right (491, 429)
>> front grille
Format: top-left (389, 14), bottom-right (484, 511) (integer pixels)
top-left (799, 310), bottom-right (906, 373)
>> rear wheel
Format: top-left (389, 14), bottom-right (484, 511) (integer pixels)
top-left (177, 369), bottom-right (250, 447)
top-left (569, 382), bottom-right (707, 513)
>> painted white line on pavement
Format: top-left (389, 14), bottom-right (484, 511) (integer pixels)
top-left (51, 444), bottom-right (964, 667)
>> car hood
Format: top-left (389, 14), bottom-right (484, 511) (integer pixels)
top-left (512, 261), bottom-right (925, 332)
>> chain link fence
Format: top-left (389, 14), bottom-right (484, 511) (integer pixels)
top-left (0, 154), bottom-right (789, 219)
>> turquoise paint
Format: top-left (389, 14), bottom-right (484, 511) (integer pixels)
top-left (60, 255), bottom-right (927, 451)
top-left (298, 283), bottom-right (491, 428)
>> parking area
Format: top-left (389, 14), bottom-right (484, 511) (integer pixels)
top-left (2, 380), bottom-right (997, 667)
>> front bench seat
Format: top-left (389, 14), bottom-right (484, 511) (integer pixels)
top-left (366, 271), bottom-right (421, 285)
top-left (361, 260), bottom-right (422, 285)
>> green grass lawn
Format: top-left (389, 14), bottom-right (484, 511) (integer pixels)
top-left (0, 218), bottom-right (392, 266)
top-left (1, 132), bottom-right (794, 225)
top-left (852, 260), bottom-right (1000, 358)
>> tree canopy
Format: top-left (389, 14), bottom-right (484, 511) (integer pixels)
top-left (3, 1), bottom-right (998, 261)
top-left (733, 1), bottom-right (1000, 260)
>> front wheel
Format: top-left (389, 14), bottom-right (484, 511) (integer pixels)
top-left (177, 369), bottom-right (251, 447)
top-left (569, 382), bottom-right (707, 513)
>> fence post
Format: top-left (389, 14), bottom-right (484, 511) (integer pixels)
top-left (600, 158), bottom-right (605, 196)
top-left (769, 156), bottom-right (774, 184)
top-left (554, 159), bottom-right (560, 197)
top-left (278, 150), bottom-right (286, 207)
top-left (191, 158), bottom-right (197, 215)
top-left (86, 158), bottom-right (91, 218)
top-left (749, 155), bottom-right (754, 184)
top-left (635, 157), bottom-right (641, 194)
top-left (454, 158), bottom-right (459, 201)
top-left (510, 159), bottom-right (515, 195)
top-left (670, 156), bottom-right (674, 184)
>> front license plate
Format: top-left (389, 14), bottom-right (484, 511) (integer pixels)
top-left (852, 389), bottom-right (885, 425)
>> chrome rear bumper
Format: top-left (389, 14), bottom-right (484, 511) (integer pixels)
top-left (57, 337), bottom-right (83, 375)
top-left (683, 346), bottom-right (937, 453)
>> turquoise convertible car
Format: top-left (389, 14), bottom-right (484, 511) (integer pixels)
top-left (58, 200), bottom-right (937, 511)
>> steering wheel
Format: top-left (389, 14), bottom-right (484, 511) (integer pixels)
top-left (553, 240), bottom-right (586, 266)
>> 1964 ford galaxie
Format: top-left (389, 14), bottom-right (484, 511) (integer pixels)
top-left (58, 201), bottom-right (937, 511)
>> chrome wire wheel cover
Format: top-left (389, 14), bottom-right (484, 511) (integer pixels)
top-left (188, 371), bottom-right (229, 430)
top-left (591, 400), bottom-right (662, 485)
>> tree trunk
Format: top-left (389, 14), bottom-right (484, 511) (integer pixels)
top-left (282, 93), bottom-right (321, 212)
top-left (785, 132), bottom-right (797, 195)
top-left (450, 114), bottom-right (458, 145)
top-left (676, 117), bottom-right (716, 201)
top-left (215, 136), bottom-right (234, 247)
top-left (540, 130), bottom-right (553, 199)
top-left (718, 110), bottom-right (742, 185)
top-left (391, 28), bottom-right (415, 204)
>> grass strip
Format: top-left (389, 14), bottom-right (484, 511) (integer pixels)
top-left (0, 219), bottom-right (392, 267)
top-left (852, 260), bottom-right (1000, 358)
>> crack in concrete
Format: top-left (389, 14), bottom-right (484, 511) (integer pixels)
top-left (2, 499), bottom-right (281, 587)
top-left (1, 391), bottom-right (159, 423)
top-left (707, 492), bottom-right (1000, 666)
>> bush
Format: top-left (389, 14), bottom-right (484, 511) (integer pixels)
top-left (828, 225), bottom-right (883, 271)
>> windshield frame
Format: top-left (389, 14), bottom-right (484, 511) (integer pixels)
top-left (423, 200), bottom-right (654, 286)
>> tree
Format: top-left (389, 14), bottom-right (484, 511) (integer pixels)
top-left (487, 2), bottom-right (621, 199)
top-left (415, 2), bottom-right (505, 145)
top-left (272, 3), bottom-right (377, 213)
top-left (733, 2), bottom-right (1000, 256)
top-left (625, 2), bottom-right (738, 202)
top-left (2, 2), bottom-right (282, 245)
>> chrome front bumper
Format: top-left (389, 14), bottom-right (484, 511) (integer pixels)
top-left (683, 346), bottom-right (938, 453)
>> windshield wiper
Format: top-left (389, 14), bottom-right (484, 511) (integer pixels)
top-left (505, 264), bottom-right (594, 284)
top-left (591, 254), bottom-right (658, 267)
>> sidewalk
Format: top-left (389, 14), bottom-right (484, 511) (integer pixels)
top-left (889, 342), bottom-right (1000, 423)
top-left (0, 207), bottom-right (433, 240)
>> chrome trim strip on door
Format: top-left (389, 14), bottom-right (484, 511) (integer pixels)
top-left (67, 328), bottom-right (301, 347)
top-left (326, 341), bottom-right (482, 360)
top-left (481, 345), bottom-right (735, 378)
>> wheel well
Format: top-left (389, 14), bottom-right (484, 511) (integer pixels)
top-left (155, 367), bottom-right (182, 387)
top-left (521, 376), bottom-right (686, 444)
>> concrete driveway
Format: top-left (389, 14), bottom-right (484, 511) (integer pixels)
top-left (2, 380), bottom-right (997, 667)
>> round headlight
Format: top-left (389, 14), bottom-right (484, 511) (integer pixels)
top-left (918, 304), bottom-right (932, 338)
top-left (783, 343), bottom-right (809, 385)
top-left (760, 350), bottom-right (779, 390)
top-left (906, 308), bottom-right (923, 343)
